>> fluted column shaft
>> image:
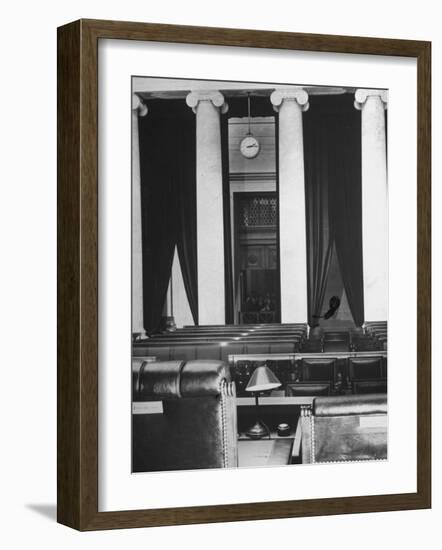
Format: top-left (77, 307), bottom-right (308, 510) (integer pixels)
top-left (132, 95), bottom-right (148, 335)
top-left (355, 89), bottom-right (388, 322)
top-left (186, 91), bottom-right (228, 325)
top-left (271, 89), bottom-right (309, 323)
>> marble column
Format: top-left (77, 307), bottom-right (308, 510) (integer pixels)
top-left (186, 91), bottom-right (228, 325)
top-left (271, 89), bottom-right (309, 324)
top-left (354, 89), bottom-right (388, 322)
top-left (132, 94), bottom-right (148, 335)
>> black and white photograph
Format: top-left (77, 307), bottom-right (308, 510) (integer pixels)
top-left (131, 76), bottom-right (388, 473)
top-left (1, 0), bottom-right (435, 542)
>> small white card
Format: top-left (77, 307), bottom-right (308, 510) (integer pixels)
top-left (132, 401), bottom-right (164, 415)
top-left (359, 415), bottom-right (388, 428)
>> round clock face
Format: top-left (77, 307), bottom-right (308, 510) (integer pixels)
top-left (240, 135), bottom-right (260, 159)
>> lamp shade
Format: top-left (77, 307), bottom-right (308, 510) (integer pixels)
top-left (245, 365), bottom-right (281, 393)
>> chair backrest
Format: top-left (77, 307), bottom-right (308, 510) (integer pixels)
top-left (301, 358), bottom-right (336, 381)
top-left (322, 340), bottom-right (349, 352)
top-left (352, 340), bottom-right (381, 352)
top-left (301, 340), bottom-right (323, 352)
top-left (300, 394), bottom-right (387, 463)
top-left (349, 357), bottom-right (383, 379)
top-left (132, 357), bottom-right (157, 401)
top-left (286, 382), bottom-right (331, 397)
top-left (132, 360), bottom-right (238, 472)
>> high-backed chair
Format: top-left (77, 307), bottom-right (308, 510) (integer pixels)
top-left (300, 394), bottom-right (387, 463)
top-left (349, 356), bottom-right (387, 394)
top-left (301, 358), bottom-right (336, 382)
top-left (322, 339), bottom-right (349, 352)
top-left (349, 356), bottom-right (384, 379)
top-left (132, 360), bottom-right (238, 472)
top-left (132, 357), bottom-right (157, 401)
top-left (351, 339), bottom-right (381, 352)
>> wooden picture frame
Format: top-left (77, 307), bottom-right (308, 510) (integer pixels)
top-left (57, 18), bottom-right (431, 530)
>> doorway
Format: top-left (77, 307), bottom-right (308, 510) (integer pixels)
top-left (233, 192), bottom-right (280, 323)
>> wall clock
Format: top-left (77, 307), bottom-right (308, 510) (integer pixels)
top-left (240, 134), bottom-right (260, 158)
top-left (239, 93), bottom-right (260, 159)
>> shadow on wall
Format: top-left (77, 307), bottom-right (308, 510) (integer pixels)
top-left (25, 503), bottom-right (57, 521)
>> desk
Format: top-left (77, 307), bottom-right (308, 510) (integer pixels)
top-left (237, 396), bottom-right (313, 407)
top-left (132, 396), bottom-right (312, 414)
top-left (238, 418), bottom-right (302, 462)
top-left (238, 438), bottom-right (294, 467)
top-left (237, 397), bottom-right (305, 463)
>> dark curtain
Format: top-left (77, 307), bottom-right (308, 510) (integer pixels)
top-left (175, 113), bottom-right (199, 326)
top-left (327, 97), bottom-right (365, 326)
top-left (302, 95), bottom-right (364, 327)
top-left (303, 110), bottom-right (333, 326)
top-left (221, 113), bottom-right (234, 323)
top-left (138, 100), bottom-right (198, 333)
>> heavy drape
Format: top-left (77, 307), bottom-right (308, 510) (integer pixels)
top-left (138, 99), bottom-right (198, 333)
top-left (328, 100), bottom-right (364, 326)
top-left (303, 96), bottom-right (364, 327)
top-left (304, 110), bottom-right (333, 326)
top-left (175, 115), bottom-right (199, 328)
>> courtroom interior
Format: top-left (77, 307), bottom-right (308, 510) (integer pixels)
top-left (131, 77), bottom-right (388, 472)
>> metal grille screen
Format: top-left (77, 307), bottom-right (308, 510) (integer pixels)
top-left (239, 196), bottom-right (277, 227)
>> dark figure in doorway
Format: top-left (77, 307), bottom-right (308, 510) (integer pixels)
top-left (312, 295), bottom-right (341, 323)
top-left (324, 295), bottom-right (341, 319)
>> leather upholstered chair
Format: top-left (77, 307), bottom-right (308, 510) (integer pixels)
top-left (132, 360), bottom-right (238, 472)
top-left (301, 358), bottom-right (336, 382)
top-left (349, 356), bottom-right (386, 394)
top-left (300, 394), bottom-right (387, 463)
top-left (349, 356), bottom-right (383, 379)
top-left (322, 339), bottom-right (349, 352)
top-left (132, 357), bottom-right (156, 402)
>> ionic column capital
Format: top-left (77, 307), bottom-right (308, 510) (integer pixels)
top-left (186, 90), bottom-right (228, 114)
top-left (270, 88), bottom-right (309, 113)
top-left (132, 94), bottom-right (148, 117)
top-left (354, 89), bottom-right (388, 111)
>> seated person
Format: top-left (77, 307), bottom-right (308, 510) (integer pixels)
top-left (311, 295), bottom-right (341, 327)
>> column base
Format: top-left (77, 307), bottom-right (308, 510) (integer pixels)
top-left (132, 330), bottom-right (147, 343)
top-left (160, 316), bottom-right (177, 333)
